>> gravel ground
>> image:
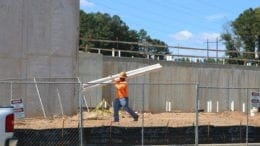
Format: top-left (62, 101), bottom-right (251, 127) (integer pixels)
top-left (14, 111), bottom-right (260, 129)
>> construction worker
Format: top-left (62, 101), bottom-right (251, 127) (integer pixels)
top-left (113, 71), bottom-right (138, 122)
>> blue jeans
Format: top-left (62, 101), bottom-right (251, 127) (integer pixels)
top-left (113, 97), bottom-right (138, 122)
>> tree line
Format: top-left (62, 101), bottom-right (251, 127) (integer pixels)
top-left (79, 10), bottom-right (169, 59)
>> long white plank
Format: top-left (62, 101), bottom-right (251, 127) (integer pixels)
top-left (82, 63), bottom-right (162, 90)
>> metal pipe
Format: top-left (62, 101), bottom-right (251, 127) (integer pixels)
top-left (10, 81), bottom-right (13, 100)
top-left (77, 77), bottom-right (84, 146)
top-left (34, 78), bottom-right (46, 118)
top-left (195, 83), bottom-right (199, 146)
top-left (246, 88), bottom-right (249, 146)
top-left (142, 83), bottom-right (144, 146)
top-left (56, 89), bottom-right (64, 116)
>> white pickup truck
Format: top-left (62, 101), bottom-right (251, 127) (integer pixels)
top-left (0, 106), bottom-right (18, 146)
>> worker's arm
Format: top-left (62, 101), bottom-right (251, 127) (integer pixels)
top-left (113, 78), bottom-right (120, 83)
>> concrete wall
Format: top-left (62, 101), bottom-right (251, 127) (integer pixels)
top-left (0, 0), bottom-right (79, 116)
top-left (81, 53), bottom-right (260, 113)
top-left (79, 52), bottom-right (103, 106)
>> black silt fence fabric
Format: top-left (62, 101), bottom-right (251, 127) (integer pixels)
top-left (14, 126), bottom-right (260, 145)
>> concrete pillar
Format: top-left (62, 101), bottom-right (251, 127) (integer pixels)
top-left (0, 0), bottom-right (79, 116)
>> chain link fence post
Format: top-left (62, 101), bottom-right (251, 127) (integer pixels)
top-left (246, 88), bottom-right (249, 146)
top-left (195, 83), bottom-right (199, 146)
top-left (78, 78), bottom-right (84, 146)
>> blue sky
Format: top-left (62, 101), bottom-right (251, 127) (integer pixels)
top-left (80, 0), bottom-right (259, 57)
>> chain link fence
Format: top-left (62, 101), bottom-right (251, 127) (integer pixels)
top-left (197, 86), bottom-right (260, 145)
top-left (82, 83), bottom-right (260, 146)
top-left (0, 79), bottom-right (258, 145)
top-left (0, 78), bottom-right (80, 145)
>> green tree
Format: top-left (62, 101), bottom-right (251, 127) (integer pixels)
top-left (220, 23), bottom-right (243, 64)
top-left (221, 8), bottom-right (260, 65)
top-left (232, 8), bottom-right (259, 60)
top-left (204, 58), bottom-right (216, 63)
top-left (137, 29), bottom-right (169, 59)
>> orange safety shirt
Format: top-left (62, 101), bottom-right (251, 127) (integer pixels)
top-left (114, 79), bottom-right (128, 99)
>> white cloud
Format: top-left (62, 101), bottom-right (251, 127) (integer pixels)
top-left (171, 30), bottom-right (193, 41)
top-left (205, 13), bottom-right (226, 21)
top-left (199, 32), bottom-right (220, 41)
top-left (169, 31), bottom-right (221, 48)
top-left (80, 0), bottom-right (94, 7)
top-left (168, 31), bottom-right (225, 57)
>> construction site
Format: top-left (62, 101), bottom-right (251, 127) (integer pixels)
top-left (0, 0), bottom-right (260, 146)
top-left (10, 54), bottom-right (260, 145)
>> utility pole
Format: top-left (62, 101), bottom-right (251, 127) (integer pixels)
top-left (204, 38), bottom-right (220, 63)
top-left (216, 37), bottom-right (219, 64)
top-left (116, 37), bottom-right (118, 49)
top-left (206, 39), bottom-right (209, 61)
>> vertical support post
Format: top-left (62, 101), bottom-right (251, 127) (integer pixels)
top-left (142, 83), bottom-right (144, 146)
top-left (56, 89), bottom-right (64, 116)
top-left (118, 50), bottom-right (121, 57)
top-left (242, 102), bottom-right (246, 113)
top-left (227, 80), bottom-right (230, 110)
top-left (246, 88), bottom-right (249, 146)
top-left (112, 48), bottom-right (115, 57)
top-left (116, 37), bottom-right (119, 50)
top-left (207, 100), bottom-right (212, 112)
top-left (144, 39), bottom-right (149, 59)
top-left (165, 101), bottom-right (168, 112)
top-left (230, 100), bottom-right (234, 111)
top-left (216, 101), bottom-right (219, 112)
top-left (83, 95), bottom-right (90, 112)
top-left (195, 83), bottom-right (199, 146)
top-left (57, 88), bottom-right (65, 137)
top-left (216, 37), bottom-right (219, 64)
top-left (206, 39), bottom-right (209, 60)
top-left (77, 77), bottom-right (83, 146)
top-left (10, 81), bottom-right (13, 100)
top-left (34, 78), bottom-right (46, 118)
top-left (169, 101), bottom-right (171, 112)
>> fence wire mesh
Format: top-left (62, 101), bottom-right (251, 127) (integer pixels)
top-left (197, 86), bottom-right (260, 145)
top-left (0, 79), bottom-right (259, 145)
top-left (0, 78), bottom-right (81, 145)
top-left (82, 83), bottom-right (197, 145)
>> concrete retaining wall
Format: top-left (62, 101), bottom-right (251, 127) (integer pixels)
top-left (81, 53), bottom-right (260, 113)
